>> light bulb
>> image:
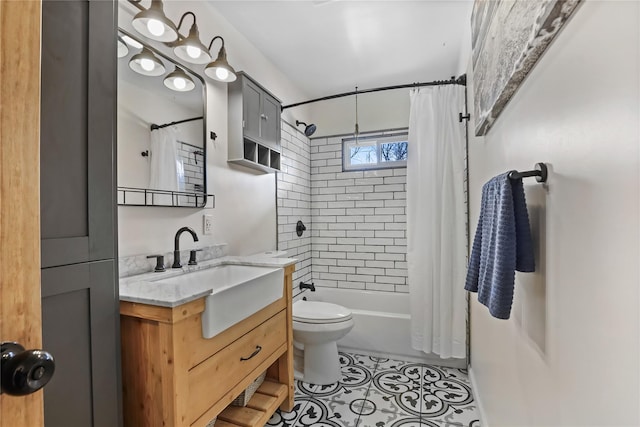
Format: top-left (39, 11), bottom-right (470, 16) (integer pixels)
top-left (147, 19), bottom-right (165, 37)
top-left (173, 77), bottom-right (186, 90)
top-left (186, 45), bottom-right (201, 59)
top-left (117, 40), bottom-right (128, 58)
top-left (215, 67), bottom-right (229, 81)
top-left (122, 35), bottom-right (143, 49)
top-left (140, 58), bottom-right (155, 71)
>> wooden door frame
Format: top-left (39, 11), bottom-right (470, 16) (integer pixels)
top-left (0, 1), bottom-right (44, 426)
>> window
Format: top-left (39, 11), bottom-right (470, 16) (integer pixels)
top-left (343, 131), bottom-right (408, 171)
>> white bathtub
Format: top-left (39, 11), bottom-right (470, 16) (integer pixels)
top-left (297, 287), bottom-right (466, 368)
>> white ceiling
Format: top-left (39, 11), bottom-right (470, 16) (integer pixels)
top-left (210, 0), bottom-right (473, 100)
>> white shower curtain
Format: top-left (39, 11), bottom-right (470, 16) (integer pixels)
top-left (149, 126), bottom-right (184, 192)
top-left (407, 85), bottom-right (466, 359)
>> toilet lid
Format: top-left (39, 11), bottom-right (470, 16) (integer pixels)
top-left (293, 301), bottom-right (352, 324)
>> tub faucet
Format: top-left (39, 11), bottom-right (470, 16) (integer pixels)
top-left (299, 281), bottom-right (315, 292)
top-left (172, 226), bottom-right (199, 268)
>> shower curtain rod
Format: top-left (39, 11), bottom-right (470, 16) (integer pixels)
top-left (281, 74), bottom-right (466, 111)
top-left (150, 116), bottom-right (203, 131)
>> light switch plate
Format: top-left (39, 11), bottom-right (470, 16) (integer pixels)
top-left (203, 215), bottom-right (213, 235)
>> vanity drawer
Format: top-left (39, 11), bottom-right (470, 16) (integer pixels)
top-left (187, 310), bottom-right (286, 424)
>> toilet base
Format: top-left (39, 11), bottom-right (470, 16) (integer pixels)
top-left (293, 345), bottom-right (304, 381)
top-left (300, 340), bottom-right (341, 385)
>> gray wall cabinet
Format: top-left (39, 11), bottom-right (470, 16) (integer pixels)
top-left (40, 0), bottom-right (121, 426)
top-left (228, 72), bottom-right (282, 172)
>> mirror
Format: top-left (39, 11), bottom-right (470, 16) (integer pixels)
top-left (117, 29), bottom-right (207, 207)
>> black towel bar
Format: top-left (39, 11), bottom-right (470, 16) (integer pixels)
top-left (508, 163), bottom-right (548, 183)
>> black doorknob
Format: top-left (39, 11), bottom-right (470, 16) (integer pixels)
top-left (1, 341), bottom-right (55, 396)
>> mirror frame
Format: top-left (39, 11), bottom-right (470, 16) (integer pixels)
top-left (117, 28), bottom-right (210, 208)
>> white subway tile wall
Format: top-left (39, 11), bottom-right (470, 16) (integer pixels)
top-left (277, 123), bottom-right (468, 315)
top-left (310, 136), bottom-right (408, 293)
top-left (177, 141), bottom-right (205, 193)
top-left (175, 141), bottom-right (205, 206)
top-left (277, 121), bottom-right (312, 287)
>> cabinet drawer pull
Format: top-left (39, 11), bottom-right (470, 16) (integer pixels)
top-left (260, 114), bottom-right (268, 120)
top-left (240, 345), bottom-right (262, 361)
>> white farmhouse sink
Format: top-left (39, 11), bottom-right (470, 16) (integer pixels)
top-left (201, 265), bottom-right (283, 338)
top-left (152, 264), bottom-right (284, 339)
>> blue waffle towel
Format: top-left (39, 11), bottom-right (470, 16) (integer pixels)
top-left (465, 172), bottom-right (535, 319)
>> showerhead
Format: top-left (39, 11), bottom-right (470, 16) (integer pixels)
top-left (296, 120), bottom-right (317, 137)
top-left (304, 123), bottom-right (316, 137)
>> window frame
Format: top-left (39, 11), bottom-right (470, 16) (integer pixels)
top-left (342, 131), bottom-right (408, 172)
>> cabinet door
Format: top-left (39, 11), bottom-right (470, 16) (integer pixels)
top-left (40, 0), bottom-right (117, 268)
top-left (242, 78), bottom-right (262, 143)
top-left (261, 93), bottom-right (281, 148)
top-left (42, 261), bottom-right (121, 427)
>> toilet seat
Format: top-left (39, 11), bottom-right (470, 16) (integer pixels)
top-left (293, 301), bottom-right (352, 324)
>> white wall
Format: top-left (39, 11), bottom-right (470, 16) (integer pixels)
top-left (277, 121), bottom-right (312, 288)
top-left (308, 73), bottom-right (472, 139)
top-left (309, 89), bottom-right (411, 138)
top-left (467, 2), bottom-right (639, 425)
top-left (310, 132), bottom-right (408, 293)
top-left (117, 2), bottom-right (311, 257)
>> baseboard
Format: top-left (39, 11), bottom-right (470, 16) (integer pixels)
top-left (337, 345), bottom-right (467, 369)
top-left (468, 366), bottom-right (489, 426)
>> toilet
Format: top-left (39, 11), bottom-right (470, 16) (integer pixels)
top-left (292, 300), bottom-right (354, 385)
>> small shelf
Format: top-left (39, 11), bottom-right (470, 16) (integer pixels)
top-left (244, 141), bottom-right (257, 162)
top-left (117, 186), bottom-right (213, 208)
top-left (257, 145), bottom-right (270, 167)
top-left (232, 139), bottom-right (282, 173)
top-left (217, 380), bottom-right (288, 427)
top-left (270, 151), bottom-right (281, 171)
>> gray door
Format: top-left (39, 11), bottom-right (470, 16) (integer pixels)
top-left (40, 0), bottom-right (121, 426)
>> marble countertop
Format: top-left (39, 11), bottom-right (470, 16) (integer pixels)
top-left (119, 252), bottom-right (296, 308)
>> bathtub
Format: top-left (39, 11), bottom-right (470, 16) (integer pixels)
top-left (296, 287), bottom-right (466, 368)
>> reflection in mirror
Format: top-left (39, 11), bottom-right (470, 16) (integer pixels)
top-left (117, 30), bottom-right (207, 208)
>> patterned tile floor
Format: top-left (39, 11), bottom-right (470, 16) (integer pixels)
top-left (267, 352), bottom-right (480, 427)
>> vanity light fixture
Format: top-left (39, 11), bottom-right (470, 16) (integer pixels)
top-left (126, 1), bottom-right (237, 85)
top-left (163, 66), bottom-right (195, 92)
top-left (131, 0), bottom-right (178, 42)
top-left (117, 36), bottom-right (129, 58)
top-left (173, 12), bottom-right (212, 65)
top-left (204, 36), bottom-right (237, 83)
top-left (129, 47), bottom-right (166, 76)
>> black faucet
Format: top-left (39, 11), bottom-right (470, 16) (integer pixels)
top-left (172, 227), bottom-right (199, 268)
top-left (299, 281), bottom-right (315, 292)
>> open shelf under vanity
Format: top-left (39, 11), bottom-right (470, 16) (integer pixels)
top-left (216, 381), bottom-right (288, 427)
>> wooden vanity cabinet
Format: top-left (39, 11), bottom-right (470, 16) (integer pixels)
top-left (120, 265), bottom-right (295, 427)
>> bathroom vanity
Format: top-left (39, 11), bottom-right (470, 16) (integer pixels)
top-left (119, 260), bottom-right (295, 427)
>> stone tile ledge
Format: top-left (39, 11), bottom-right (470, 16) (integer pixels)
top-left (118, 244), bottom-right (228, 278)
